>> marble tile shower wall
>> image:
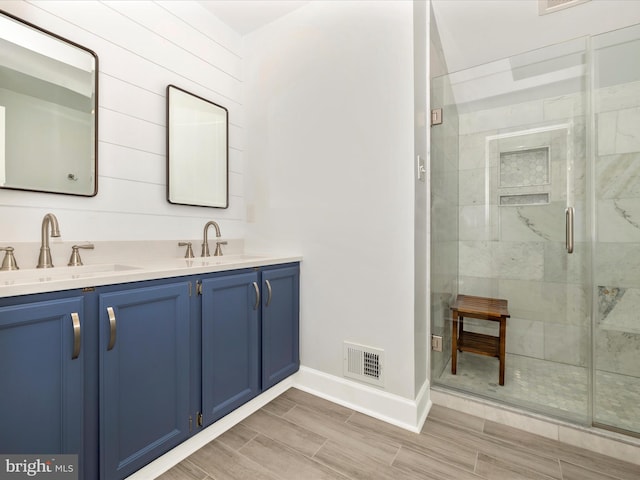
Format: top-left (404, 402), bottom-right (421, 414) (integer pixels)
top-left (430, 73), bottom-right (459, 379)
top-left (595, 80), bottom-right (640, 378)
top-left (457, 92), bottom-right (590, 368)
top-left (457, 81), bottom-right (640, 379)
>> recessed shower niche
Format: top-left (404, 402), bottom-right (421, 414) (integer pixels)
top-left (490, 124), bottom-right (572, 208)
top-left (498, 145), bottom-right (551, 206)
top-left (499, 146), bottom-right (550, 188)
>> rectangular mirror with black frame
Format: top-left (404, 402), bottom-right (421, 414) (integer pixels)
top-left (167, 85), bottom-right (229, 208)
top-left (0, 10), bottom-right (98, 196)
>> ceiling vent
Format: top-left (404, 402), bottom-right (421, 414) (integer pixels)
top-left (343, 342), bottom-right (384, 387)
top-left (538, 0), bottom-right (590, 15)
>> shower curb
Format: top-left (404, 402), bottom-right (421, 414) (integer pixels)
top-left (431, 386), bottom-right (640, 466)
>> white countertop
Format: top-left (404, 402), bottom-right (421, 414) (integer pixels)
top-left (0, 254), bottom-right (302, 298)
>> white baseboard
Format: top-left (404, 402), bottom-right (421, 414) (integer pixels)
top-left (415, 379), bottom-right (432, 432)
top-left (125, 376), bottom-right (295, 480)
top-left (294, 366), bottom-right (431, 433)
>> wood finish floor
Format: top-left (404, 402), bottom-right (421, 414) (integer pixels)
top-left (157, 388), bottom-right (639, 480)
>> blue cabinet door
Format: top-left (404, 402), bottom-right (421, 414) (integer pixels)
top-left (201, 271), bottom-right (260, 426)
top-left (99, 282), bottom-right (190, 480)
top-left (261, 265), bottom-right (300, 390)
top-left (0, 296), bottom-right (84, 456)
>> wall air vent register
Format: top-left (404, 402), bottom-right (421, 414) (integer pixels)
top-left (343, 342), bottom-right (384, 387)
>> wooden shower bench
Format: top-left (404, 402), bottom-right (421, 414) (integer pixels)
top-left (450, 294), bottom-right (510, 386)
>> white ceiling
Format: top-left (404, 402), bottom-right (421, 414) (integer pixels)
top-left (199, 0), bottom-right (310, 35)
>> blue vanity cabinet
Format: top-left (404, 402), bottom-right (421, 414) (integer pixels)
top-left (199, 264), bottom-right (300, 426)
top-left (98, 281), bottom-right (191, 480)
top-left (261, 264), bottom-right (300, 390)
top-left (0, 260), bottom-right (299, 480)
top-left (0, 294), bottom-right (84, 458)
top-left (200, 271), bottom-right (260, 426)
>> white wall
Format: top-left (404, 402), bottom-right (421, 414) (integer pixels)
top-left (243, 1), bottom-right (417, 399)
top-left (414, 0), bottom-right (429, 397)
top-left (0, 0), bottom-right (244, 245)
top-left (1, 0), bottom-right (422, 406)
top-left (432, 0), bottom-right (640, 74)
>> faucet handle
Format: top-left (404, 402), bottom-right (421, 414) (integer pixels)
top-left (68, 244), bottom-right (95, 267)
top-left (213, 241), bottom-right (228, 257)
top-left (0, 247), bottom-right (19, 271)
top-left (178, 242), bottom-right (195, 258)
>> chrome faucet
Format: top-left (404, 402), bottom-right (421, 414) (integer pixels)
top-left (37, 213), bottom-right (61, 268)
top-left (201, 220), bottom-right (221, 257)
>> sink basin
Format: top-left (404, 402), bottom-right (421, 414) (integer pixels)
top-left (0, 264), bottom-right (142, 286)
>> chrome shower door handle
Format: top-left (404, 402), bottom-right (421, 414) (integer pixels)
top-left (566, 207), bottom-right (574, 254)
top-left (107, 306), bottom-right (117, 350)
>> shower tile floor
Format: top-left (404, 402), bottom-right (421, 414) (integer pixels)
top-left (436, 352), bottom-right (640, 434)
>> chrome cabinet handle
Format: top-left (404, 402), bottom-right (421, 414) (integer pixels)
top-left (71, 312), bottom-right (81, 360)
top-left (252, 282), bottom-right (260, 310)
top-left (566, 207), bottom-right (574, 254)
top-left (107, 306), bottom-right (117, 350)
top-left (265, 280), bottom-right (272, 307)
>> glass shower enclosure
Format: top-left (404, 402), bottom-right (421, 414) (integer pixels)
top-left (430, 23), bottom-right (640, 436)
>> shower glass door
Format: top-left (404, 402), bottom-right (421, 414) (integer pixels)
top-left (430, 36), bottom-right (592, 425)
top-left (592, 24), bottom-right (640, 436)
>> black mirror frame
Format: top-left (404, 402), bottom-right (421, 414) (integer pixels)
top-left (0, 9), bottom-right (99, 197)
top-left (166, 84), bottom-right (229, 209)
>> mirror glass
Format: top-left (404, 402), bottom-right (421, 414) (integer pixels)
top-left (167, 85), bottom-right (228, 208)
top-left (0, 11), bottom-right (98, 196)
